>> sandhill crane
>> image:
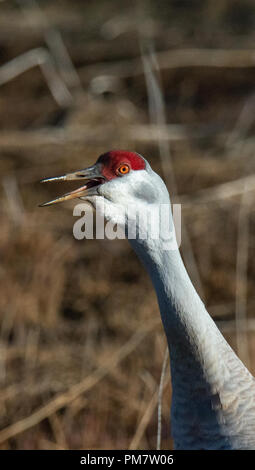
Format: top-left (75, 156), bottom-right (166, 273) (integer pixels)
top-left (40, 150), bottom-right (255, 450)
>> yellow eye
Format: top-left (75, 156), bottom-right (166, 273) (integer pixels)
top-left (117, 164), bottom-right (130, 175)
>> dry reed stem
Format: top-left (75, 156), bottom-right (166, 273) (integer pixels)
top-left (129, 390), bottom-right (158, 450)
top-left (141, 45), bottom-right (205, 297)
top-left (0, 48), bottom-right (72, 107)
top-left (218, 319), bottom-right (255, 333)
top-left (2, 176), bottom-right (25, 225)
top-left (17, 0), bottom-right (82, 92)
top-left (179, 174), bottom-right (255, 207)
top-left (157, 347), bottom-right (169, 450)
top-left (49, 412), bottom-right (69, 450)
top-left (226, 93), bottom-right (255, 148)
top-left (79, 48), bottom-right (255, 83)
top-left (39, 438), bottom-right (66, 450)
top-left (0, 124), bottom-right (222, 150)
top-left (130, 352), bottom-right (170, 450)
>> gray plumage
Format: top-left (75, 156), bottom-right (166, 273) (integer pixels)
top-left (41, 151), bottom-right (255, 450)
top-left (128, 165), bottom-right (255, 450)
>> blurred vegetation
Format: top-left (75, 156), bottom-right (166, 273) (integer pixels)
top-left (0, 0), bottom-right (255, 450)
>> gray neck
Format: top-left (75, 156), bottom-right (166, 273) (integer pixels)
top-left (129, 231), bottom-right (232, 448)
top-left (129, 235), bottom-right (213, 355)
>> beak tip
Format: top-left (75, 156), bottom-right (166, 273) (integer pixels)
top-left (38, 199), bottom-right (58, 207)
top-left (38, 202), bottom-right (49, 207)
top-left (40, 175), bottom-right (67, 184)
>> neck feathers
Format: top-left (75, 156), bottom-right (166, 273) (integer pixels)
top-left (129, 207), bottom-right (255, 449)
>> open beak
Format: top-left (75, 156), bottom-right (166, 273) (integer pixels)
top-left (39, 165), bottom-right (105, 207)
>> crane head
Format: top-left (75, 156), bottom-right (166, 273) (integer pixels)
top-left (40, 150), bottom-right (169, 227)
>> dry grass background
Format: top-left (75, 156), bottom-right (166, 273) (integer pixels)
top-left (0, 0), bottom-right (255, 450)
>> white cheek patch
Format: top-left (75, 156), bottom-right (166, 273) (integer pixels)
top-left (99, 170), bottom-right (154, 200)
top-left (85, 195), bottom-right (126, 226)
top-left (85, 169), bottom-right (171, 233)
